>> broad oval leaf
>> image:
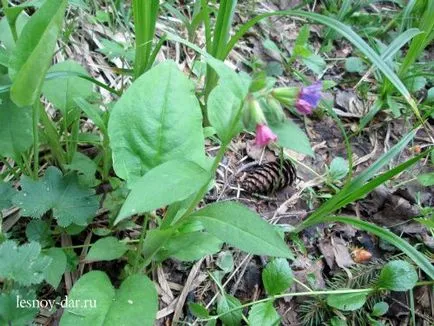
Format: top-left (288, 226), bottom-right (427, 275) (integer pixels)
top-left (108, 60), bottom-right (206, 184)
top-left (85, 237), bottom-right (128, 262)
top-left (0, 78), bottom-right (33, 159)
top-left (207, 84), bottom-right (242, 143)
top-left (262, 258), bottom-right (294, 295)
top-left (327, 292), bottom-right (368, 311)
top-left (156, 231), bottom-right (222, 262)
top-left (9, 0), bottom-right (67, 106)
top-left (248, 301), bottom-right (281, 326)
top-left (43, 247), bottom-right (67, 288)
top-left (217, 295), bottom-right (242, 326)
top-left (42, 60), bottom-right (93, 114)
top-left (269, 120), bottom-right (314, 157)
top-left (377, 260), bottom-right (418, 291)
top-left (193, 202), bottom-right (293, 258)
top-left (60, 271), bottom-right (157, 326)
top-left (115, 159), bottom-right (209, 224)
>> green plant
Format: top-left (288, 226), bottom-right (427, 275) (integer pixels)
top-left (0, 1), bottom-right (433, 325)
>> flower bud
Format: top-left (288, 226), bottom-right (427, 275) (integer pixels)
top-left (271, 86), bottom-right (299, 107)
top-left (264, 96), bottom-right (285, 124)
top-left (243, 97), bottom-right (266, 130)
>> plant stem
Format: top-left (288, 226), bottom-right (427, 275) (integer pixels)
top-left (133, 214), bottom-right (149, 273)
top-left (32, 101), bottom-right (40, 179)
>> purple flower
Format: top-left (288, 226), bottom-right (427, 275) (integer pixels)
top-left (295, 81), bottom-right (322, 115)
top-left (255, 124), bottom-right (277, 147)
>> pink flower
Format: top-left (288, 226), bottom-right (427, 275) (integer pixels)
top-left (255, 124), bottom-right (277, 147)
top-left (295, 81), bottom-right (322, 115)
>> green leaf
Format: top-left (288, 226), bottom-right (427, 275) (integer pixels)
top-left (42, 60), bottom-right (93, 113)
top-left (248, 301), bottom-right (281, 326)
top-left (9, 0), bottom-right (67, 106)
top-left (345, 57), bottom-right (367, 74)
top-left (188, 303), bottom-right (210, 319)
top-left (85, 237), bottom-right (128, 262)
top-left (262, 258), bottom-right (294, 295)
top-left (327, 292), bottom-right (368, 311)
top-left (0, 14), bottom-right (29, 53)
top-left (12, 166), bottom-right (99, 227)
top-left (142, 228), bottom-right (174, 267)
top-left (43, 247), bottom-right (67, 287)
top-left (26, 219), bottom-right (53, 247)
top-left (207, 84), bottom-right (242, 143)
top-left (417, 172), bottom-right (434, 186)
top-left (0, 79), bottom-right (33, 159)
top-left (193, 202), bottom-right (293, 258)
top-left (108, 60), bottom-right (206, 184)
top-left (371, 301), bottom-right (389, 317)
top-left (329, 157), bottom-right (349, 181)
top-left (60, 271), bottom-right (157, 326)
top-left (217, 295), bottom-right (242, 326)
top-left (216, 251), bottom-right (234, 273)
top-left (115, 160), bottom-right (209, 224)
top-left (377, 260), bottom-right (418, 291)
top-left (269, 120), bottom-right (314, 157)
top-left (65, 152), bottom-right (99, 187)
top-left (0, 182), bottom-right (16, 210)
top-left (157, 231), bottom-right (222, 262)
top-left (0, 289), bottom-right (38, 326)
top-left (0, 240), bottom-right (51, 286)
top-left (329, 316), bottom-right (348, 326)
top-left (302, 53), bottom-right (326, 76)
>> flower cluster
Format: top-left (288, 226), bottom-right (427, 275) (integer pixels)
top-left (246, 81), bottom-right (322, 147)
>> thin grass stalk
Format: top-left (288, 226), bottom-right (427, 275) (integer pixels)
top-left (133, 0), bottom-right (159, 79)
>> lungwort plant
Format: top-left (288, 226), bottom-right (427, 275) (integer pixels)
top-left (0, 0), bottom-right (433, 325)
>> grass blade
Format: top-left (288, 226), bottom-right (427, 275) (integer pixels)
top-left (225, 10), bottom-right (420, 117)
top-left (323, 216), bottom-right (434, 280)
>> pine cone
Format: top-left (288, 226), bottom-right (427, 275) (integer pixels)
top-left (240, 160), bottom-right (296, 194)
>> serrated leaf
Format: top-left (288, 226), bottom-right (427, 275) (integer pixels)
top-left (269, 120), bottom-right (314, 157)
top-left (0, 240), bottom-right (52, 286)
top-left (25, 219), bottom-right (53, 247)
top-left (345, 57), bottom-right (367, 74)
top-left (262, 258), bottom-right (294, 295)
top-left (377, 260), bottom-right (418, 291)
top-left (188, 303), bottom-right (210, 319)
top-left (42, 60), bottom-right (93, 113)
top-left (327, 292), bottom-right (368, 311)
top-left (329, 157), bottom-right (349, 181)
top-left (248, 301), bottom-right (280, 326)
top-left (12, 166), bottom-right (99, 227)
top-left (9, 0), bottom-right (67, 106)
top-left (85, 237), bottom-right (128, 262)
top-left (193, 202), bottom-right (293, 258)
top-left (417, 172), bottom-right (434, 186)
top-left (43, 247), bottom-right (67, 287)
top-left (0, 182), bottom-right (16, 210)
top-left (65, 152), bottom-right (99, 187)
top-left (108, 60), bottom-right (206, 184)
top-left (0, 77), bottom-right (33, 159)
top-left (217, 295), bottom-right (242, 326)
top-left (115, 160), bottom-right (209, 224)
top-left (60, 271), bottom-right (157, 326)
top-left (0, 288), bottom-right (38, 325)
